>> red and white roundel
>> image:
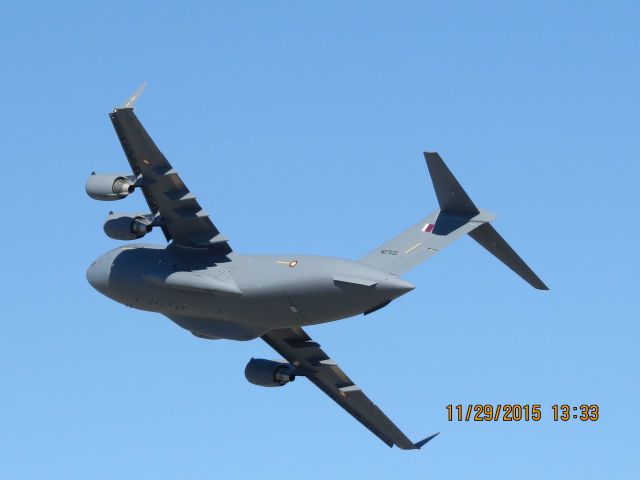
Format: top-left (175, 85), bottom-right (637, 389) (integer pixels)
top-left (421, 223), bottom-right (434, 233)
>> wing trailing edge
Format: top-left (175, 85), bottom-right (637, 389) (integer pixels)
top-left (261, 327), bottom-right (438, 450)
top-left (109, 106), bottom-right (232, 252)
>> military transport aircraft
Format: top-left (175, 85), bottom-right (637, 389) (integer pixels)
top-left (86, 88), bottom-right (547, 450)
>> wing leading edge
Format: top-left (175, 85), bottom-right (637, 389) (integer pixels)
top-left (261, 327), bottom-right (438, 450)
top-left (109, 106), bottom-right (231, 252)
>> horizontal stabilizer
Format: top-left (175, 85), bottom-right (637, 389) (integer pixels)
top-left (425, 152), bottom-right (479, 215)
top-left (361, 152), bottom-right (547, 290)
top-left (468, 223), bottom-right (548, 290)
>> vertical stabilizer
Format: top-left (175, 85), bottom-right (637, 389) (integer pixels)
top-left (360, 152), bottom-right (548, 290)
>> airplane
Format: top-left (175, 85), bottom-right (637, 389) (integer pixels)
top-left (86, 88), bottom-right (548, 450)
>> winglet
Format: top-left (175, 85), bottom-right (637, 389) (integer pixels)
top-left (413, 432), bottom-right (440, 449)
top-left (119, 83), bottom-right (147, 109)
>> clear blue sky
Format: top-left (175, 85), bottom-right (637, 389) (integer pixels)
top-left (1, 1), bottom-right (638, 478)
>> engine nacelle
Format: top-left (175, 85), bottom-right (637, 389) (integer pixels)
top-left (86, 172), bottom-right (136, 201)
top-left (103, 212), bottom-right (153, 240)
top-left (244, 358), bottom-right (296, 387)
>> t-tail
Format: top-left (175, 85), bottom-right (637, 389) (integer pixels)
top-left (360, 152), bottom-right (548, 290)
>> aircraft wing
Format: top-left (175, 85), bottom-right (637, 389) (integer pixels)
top-left (109, 107), bottom-right (231, 252)
top-left (261, 327), bottom-right (438, 450)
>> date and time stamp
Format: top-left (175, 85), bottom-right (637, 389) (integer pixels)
top-left (446, 404), bottom-right (599, 422)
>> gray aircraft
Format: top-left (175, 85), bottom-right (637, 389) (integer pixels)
top-left (86, 90), bottom-right (547, 450)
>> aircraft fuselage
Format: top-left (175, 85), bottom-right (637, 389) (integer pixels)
top-left (87, 244), bottom-right (414, 340)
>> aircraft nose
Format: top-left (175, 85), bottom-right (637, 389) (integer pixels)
top-left (379, 276), bottom-right (415, 297)
top-left (86, 255), bottom-right (110, 293)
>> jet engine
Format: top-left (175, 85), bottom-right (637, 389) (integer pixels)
top-left (103, 212), bottom-right (153, 240)
top-left (85, 172), bottom-right (136, 201)
top-left (244, 358), bottom-right (296, 387)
